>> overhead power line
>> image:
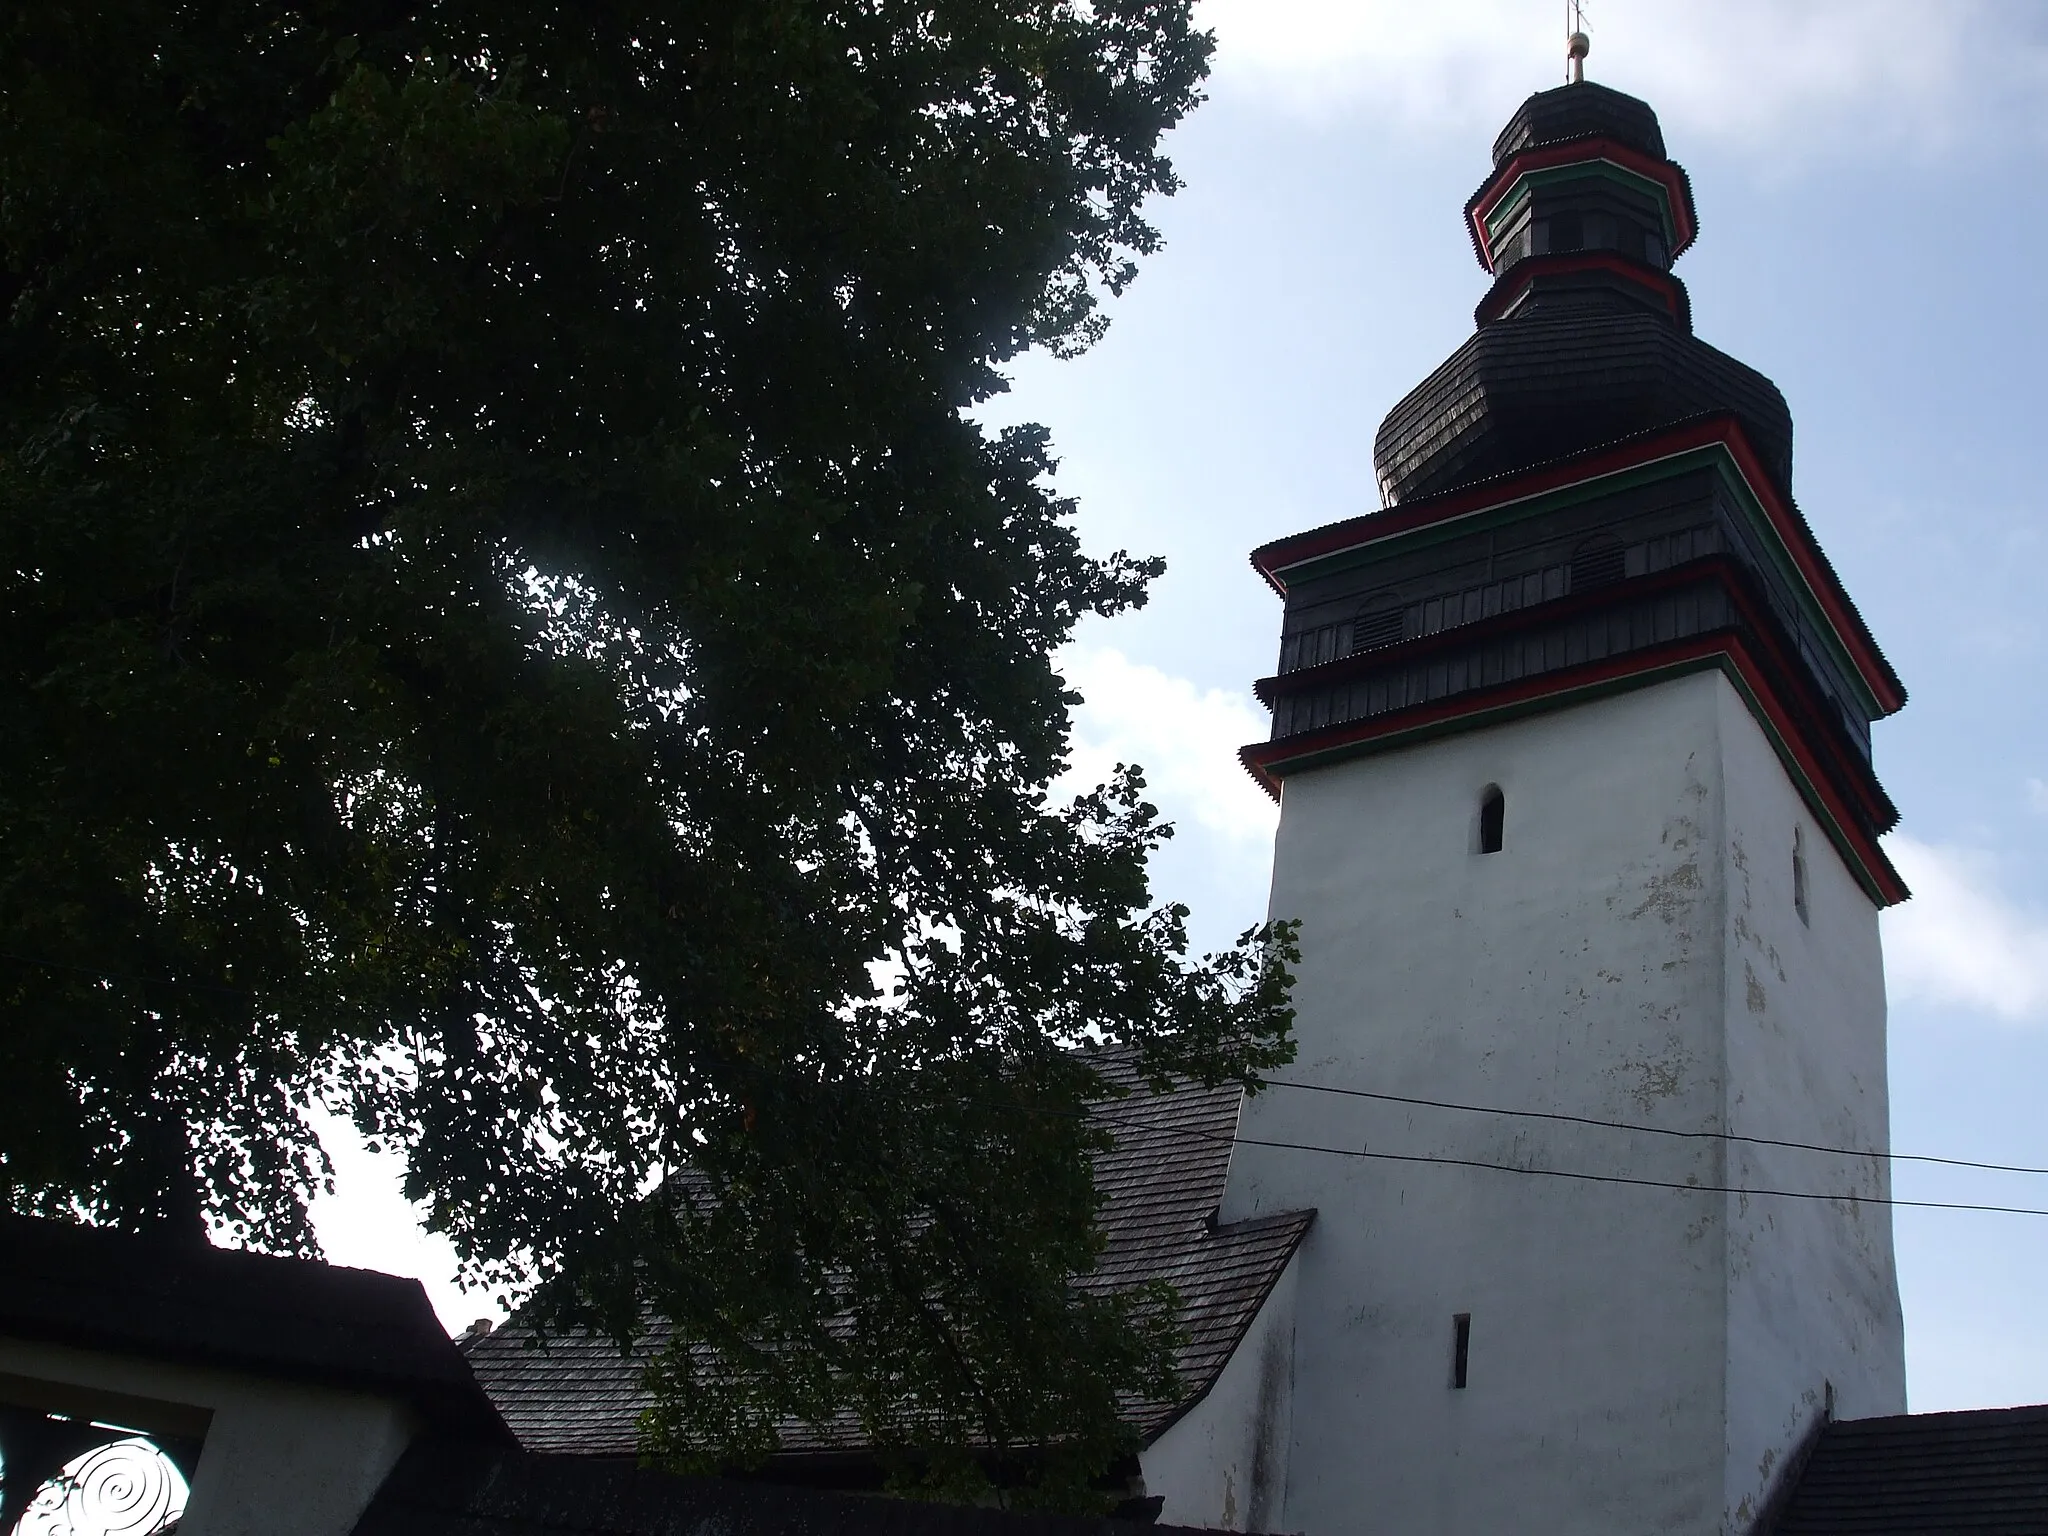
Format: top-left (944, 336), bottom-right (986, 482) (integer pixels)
top-left (1253, 1077), bottom-right (2048, 1179)
top-left (10, 945), bottom-right (2044, 1209)
top-left (1125, 1115), bottom-right (2048, 1221)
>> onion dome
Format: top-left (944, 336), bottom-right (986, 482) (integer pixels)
top-left (1373, 81), bottom-right (1794, 507)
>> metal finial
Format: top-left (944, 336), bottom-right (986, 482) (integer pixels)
top-left (1566, 1), bottom-right (1590, 83)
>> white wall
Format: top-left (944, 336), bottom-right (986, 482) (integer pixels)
top-left (1714, 682), bottom-right (1906, 1530)
top-left (0, 1338), bottom-right (418, 1536)
top-left (1142, 1255), bottom-right (1299, 1531)
top-left (1224, 670), bottom-right (1903, 1536)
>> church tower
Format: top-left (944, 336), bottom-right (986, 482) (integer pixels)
top-left (1221, 79), bottom-right (1909, 1534)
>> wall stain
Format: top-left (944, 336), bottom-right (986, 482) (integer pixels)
top-left (1611, 1035), bottom-right (1693, 1112)
top-left (1746, 960), bottom-right (1769, 1015)
top-left (1628, 859), bottom-right (1703, 924)
top-left (1245, 1310), bottom-right (1292, 1532)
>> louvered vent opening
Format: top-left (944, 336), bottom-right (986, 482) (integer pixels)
top-left (1351, 608), bottom-right (1406, 653)
top-left (1570, 543), bottom-right (1627, 593)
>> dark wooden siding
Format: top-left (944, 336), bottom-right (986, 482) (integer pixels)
top-left (1272, 580), bottom-right (1733, 740)
top-left (1269, 466), bottom-right (1875, 764)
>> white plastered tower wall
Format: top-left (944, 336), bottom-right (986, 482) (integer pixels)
top-left (1714, 677), bottom-right (1903, 1529)
top-left (1219, 669), bottom-right (1904, 1536)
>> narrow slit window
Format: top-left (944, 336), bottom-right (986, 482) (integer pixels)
top-left (1478, 786), bottom-right (1505, 855)
top-left (1793, 825), bottom-right (1810, 926)
top-left (1451, 1314), bottom-right (1471, 1389)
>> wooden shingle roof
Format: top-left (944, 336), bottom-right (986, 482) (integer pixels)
top-left (465, 1066), bottom-right (1313, 1460)
top-left (353, 1441), bottom-right (1234, 1536)
top-left (1774, 1404), bottom-right (2048, 1535)
top-left (1491, 80), bottom-right (1668, 165)
top-left (0, 1212), bottom-right (508, 1441)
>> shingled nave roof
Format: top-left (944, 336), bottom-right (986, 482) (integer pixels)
top-left (464, 1057), bottom-right (1313, 1461)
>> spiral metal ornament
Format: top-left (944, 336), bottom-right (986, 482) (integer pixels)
top-left (11, 1436), bottom-right (188, 1536)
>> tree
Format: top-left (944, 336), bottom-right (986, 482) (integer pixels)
top-left (0, 0), bottom-right (1295, 1505)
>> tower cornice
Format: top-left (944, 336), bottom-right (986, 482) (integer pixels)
top-left (1239, 625), bottom-right (1909, 907)
top-left (1250, 415), bottom-right (1905, 718)
top-left (1473, 251), bottom-right (1691, 328)
top-left (1464, 134), bottom-right (1698, 271)
top-left (1252, 553), bottom-right (1901, 848)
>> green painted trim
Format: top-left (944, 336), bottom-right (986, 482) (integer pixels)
top-left (1274, 444), bottom-right (1884, 719)
top-left (1281, 452), bottom-right (1712, 578)
top-left (1697, 456), bottom-right (1883, 720)
top-left (1709, 661), bottom-right (1896, 907)
top-left (1264, 656), bottom-right (1896, 906)
top-left (1483, 161), bottom-right (1680, 251)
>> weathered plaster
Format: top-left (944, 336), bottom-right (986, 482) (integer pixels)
top-left (1714, 680), bottom-right (1906, 1532)
top-left (1217, 671), bottom-right (1902, 1536)
top-left (0, 1337), bottom-right (418, 1536)
top-left (1142, 1256), bottom-right (1299, 1531)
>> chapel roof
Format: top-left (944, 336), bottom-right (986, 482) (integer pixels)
top-left (1773, 1403), bottom-right (2048, 1535)
top-left (0, 1212), bottom-right (509, 1441)
top-left (464, 1059), bottom-right (1314, 1461)
top-left (354, 1440), bottom-right (1233, 1536)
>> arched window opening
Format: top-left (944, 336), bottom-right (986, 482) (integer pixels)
top-left (1478, 785), bottom-right (1505, 855)
top-left (1793, 825), bottom-right (1811, 926)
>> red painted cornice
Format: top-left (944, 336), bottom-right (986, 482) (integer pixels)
top-left (1253, 553), bottom-right (1896, 833)
top-left (1238, 631), bottom-right (1909, 907)
top-left (1466, 135), bottom-right (1698, 269)
top-left (1248, 415), bottom-right (1905, 716)
top-left (1473, 251), bottom-right (1689, 327)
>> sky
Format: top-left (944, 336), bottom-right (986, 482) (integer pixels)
top-left (315, 2), bottom-right (2048, 1416)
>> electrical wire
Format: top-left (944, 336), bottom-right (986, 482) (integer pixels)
top-left (1115, 1114), bottom-right (2048, 1220)
top-left (1253, 1076), bottom-right (2048, 1178)
top-left (9, 947), bottom-right (2046, 1211)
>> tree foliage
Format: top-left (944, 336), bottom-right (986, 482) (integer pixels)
top-left (0, 0), bottom-right (1295, 1503)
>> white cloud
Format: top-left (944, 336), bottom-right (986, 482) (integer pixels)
top-left (2027, 778), bottom-right (2048, 815)
top-left (1883, 833), bottom-right (2048, 1024)
top-left (1197, 0), bottom-right (2048, 159)
top-left (1060, 645), bottom-right (1279, 849)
